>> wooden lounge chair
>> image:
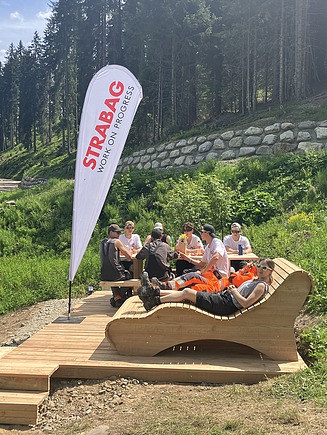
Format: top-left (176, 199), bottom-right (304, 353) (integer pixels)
top-left (105, 258), bottom-right (313, 361)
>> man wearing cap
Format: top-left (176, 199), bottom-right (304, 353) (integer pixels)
top-left (136, 228), bottom-right (177, 281)
top-left (223, 222), bottom-right (252, 271)
top-left (99, 224), bottom-right (133, 307)
top-left (151, 223), bottom-right (228, 292)
top-left (184, 224), bottom-right (229, 278)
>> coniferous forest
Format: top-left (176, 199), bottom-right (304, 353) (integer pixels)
top-left (0, 0), bottom-right (327, 155)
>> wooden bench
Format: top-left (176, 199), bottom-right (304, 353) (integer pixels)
top-left (99, 279), bottom-right (141, 294)
top-left (105, 258), bottom-right (313, 361)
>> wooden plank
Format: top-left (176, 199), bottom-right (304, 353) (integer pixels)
top-left (0, 347), bottom-right (15, 359)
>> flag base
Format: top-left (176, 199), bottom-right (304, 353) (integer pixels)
top-left (52, 316), bottom-right (85, 324)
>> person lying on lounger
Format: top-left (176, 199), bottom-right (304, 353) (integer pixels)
top-left (137, 258), bottom-right (275, 314)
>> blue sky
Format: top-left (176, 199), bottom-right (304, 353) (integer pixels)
top-left (0, 0), bottom-right (52, 63)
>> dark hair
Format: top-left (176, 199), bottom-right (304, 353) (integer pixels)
top-left (182, 221), bottom-right (194, 232)
top-left (151, 228), bottom-right (162, 240)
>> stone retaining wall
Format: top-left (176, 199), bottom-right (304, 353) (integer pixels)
top-left (117, 120), bottom-right (327, 172)
top-left (21, 176), bottom-right (48, 189)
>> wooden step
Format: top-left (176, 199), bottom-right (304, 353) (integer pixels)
top-left (0, 390), bottom-right (48, 425)
top-left (0, 361), bottom-right (59, 391)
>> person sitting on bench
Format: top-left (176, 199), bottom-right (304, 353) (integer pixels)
top-left (100, 223), bottom-right (133, 308)
top-left (138, 258), bottom-right (274, 313)
top-left (136, 228), bottom-right (178, 281)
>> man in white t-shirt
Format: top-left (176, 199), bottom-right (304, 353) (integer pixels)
top-left (179, 223), bottom-right (228, 279)
top-left (119, 220), bottom-right (142, 273)
top-left (223, 222), bottom-right (252, 271)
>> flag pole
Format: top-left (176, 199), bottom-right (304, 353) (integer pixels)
top-left (68, 281), bottom-right (72, 319)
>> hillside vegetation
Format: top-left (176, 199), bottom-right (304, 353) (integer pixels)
top-left (1, 108), bottom-right (327, 406)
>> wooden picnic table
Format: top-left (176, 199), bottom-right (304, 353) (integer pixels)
top-left (227, 253), bottom-right (259, 268)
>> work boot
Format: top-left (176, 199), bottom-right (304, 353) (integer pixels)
top-left (151, 277), bottom-right (172, 290)
top-left (141, 271), bottom-right (151, 288)
top-left (137, 284), bottom-right (160, 302)
top-left (143, 295), bottom-right (161, 312)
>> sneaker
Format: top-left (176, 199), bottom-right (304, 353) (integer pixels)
top-left (151, 277), bottom-right (171, 290)
top-left (143, 295), bottom-right (160, 312)
top-left (137, 285), bottom-right (160, 302)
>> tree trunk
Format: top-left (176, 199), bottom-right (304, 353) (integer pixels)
top-left (279, 0), bottom-right (285, 105)
top-left (294, 0), bottom-right (307, 99)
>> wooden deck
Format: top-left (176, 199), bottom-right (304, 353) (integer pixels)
top-left (0, 291), bottom-right (307, 426)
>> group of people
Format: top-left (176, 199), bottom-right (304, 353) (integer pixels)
top-left (100, 220), bottom-right (174, 307)
top-left (99, 219), bottom-right (274, 315)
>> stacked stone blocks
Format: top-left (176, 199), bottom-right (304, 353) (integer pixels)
top-left (117, 120), bottom-right (327, 172)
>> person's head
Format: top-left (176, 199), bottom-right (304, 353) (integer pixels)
top-left (107, 223), bottom-right (123, 239)
top-left (124, 220), bottom-right (135, 234)
top-left (151, 228), bottom-right (162, 241)
top-left (200, 223), bottom-right (216, 242)
top-left (256, 258), bottom-right (275, 284)
top-left (182, 222), bottom-right (194, 234)
top-left (154, 222), bottom-right (163, 232)
top-left (231, 222), bottom-right (242, 240)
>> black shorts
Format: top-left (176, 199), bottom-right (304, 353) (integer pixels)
top-left (195, 291), bottom-right (237, 316)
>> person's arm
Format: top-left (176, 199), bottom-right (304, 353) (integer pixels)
top-left (243, 238), bottom-right (252, 254)
top-left (133, 235), bottom-right (142, 253)
top-left (243, 246), bottom-right (252, 254)
top-left (225, 246), bottom-right (238, 254)
top-left (179, 252), bottom-right (206, 268)
top-left (115, 239), bottom-right (132, 260)
top-left (228, 282), bottom-right (265, 308)
top-left (202, 252), bottom-right (220, 271)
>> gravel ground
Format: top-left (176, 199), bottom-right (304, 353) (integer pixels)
top-left (0, 298), bottom-right (82, 347)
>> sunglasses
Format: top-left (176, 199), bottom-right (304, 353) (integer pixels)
top-left (231, 230), bottom-right (240, 234)
top-left (184, 229), bottom-right (193, 232)
top-left (125, 225), bottom-right (134, 229)
top-left (256, 263), bottom-right (272, 271)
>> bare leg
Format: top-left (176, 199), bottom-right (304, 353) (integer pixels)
top-left (159, 288), bottom-right (197, 304)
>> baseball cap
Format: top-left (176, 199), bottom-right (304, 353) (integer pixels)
top-left (201, 224), bottom-right (217, 238)
top-left (108, 224), bottom-right (123, 233)
top-left (231, 222), bottom-right (242, 230)
top-left (154, 222), bottom-right (163, 231)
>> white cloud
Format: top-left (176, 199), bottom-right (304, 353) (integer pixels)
top-left (0, 4), bottom-right (52, 63)
top-left (37, 10), bottom-right (51, 20)
top-left (10, 11), bottom-right (24, 22)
